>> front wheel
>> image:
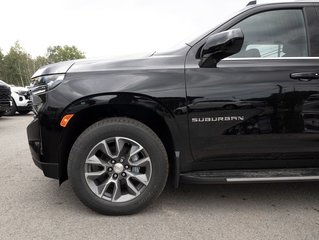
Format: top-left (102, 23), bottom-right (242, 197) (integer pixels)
top-left (68, 117), bottom-right (168, 215)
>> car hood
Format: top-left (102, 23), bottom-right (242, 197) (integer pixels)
top-left (32, 60), bottom-right (75, 78)
top-left (32, 48), bottom-right (189, 78)
top-left (0, 80), bottom-right (10, 87)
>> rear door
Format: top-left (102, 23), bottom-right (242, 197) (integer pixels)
top-left (185, 4), bottom-right (319, 170)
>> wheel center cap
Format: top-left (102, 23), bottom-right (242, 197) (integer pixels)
top-left (113, 163), bottom-right (124, 174)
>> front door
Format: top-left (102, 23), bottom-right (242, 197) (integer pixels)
top-left (186, 6), bottom-right (319, 170)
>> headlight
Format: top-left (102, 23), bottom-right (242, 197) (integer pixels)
top-left (31, 74), bottom-right (65, 94)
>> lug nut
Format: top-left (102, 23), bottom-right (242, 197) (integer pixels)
top-left (125, 165), bottom-right (129, 169)
top-left (121, 172), bottom-right (126, 177)
top-left (108, 167), bottom-right (113, 172)
top-left (113, 173), bottom-right (118, 178)
top-left (120, 159), bottom-right (124, 163)
top-left (111, 160), bottom-right (116, 164)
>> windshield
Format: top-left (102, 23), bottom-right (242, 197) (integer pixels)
top-left (187, 6), bottom-right (255, 47)
top-left (155, 5), bottom-right (252, 55)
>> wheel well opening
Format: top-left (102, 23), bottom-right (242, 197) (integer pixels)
top-left (59, 104), bottom-right (176, 183)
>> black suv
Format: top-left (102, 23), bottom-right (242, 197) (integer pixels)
top-left (27, 1), bottom-right (319, 215)
top-left (0, 80), bottom-right (11, 117)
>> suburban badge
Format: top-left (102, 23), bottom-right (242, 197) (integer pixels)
top-left (192, 116), bottom-right (245, 122)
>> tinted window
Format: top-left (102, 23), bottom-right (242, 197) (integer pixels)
top-left (229, 10), bottom-right (308, 58)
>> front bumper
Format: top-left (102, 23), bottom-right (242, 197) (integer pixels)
top-left (27, 117), bottom-right (59, 179)
top-left (17, 104), bottom-right (32, 112)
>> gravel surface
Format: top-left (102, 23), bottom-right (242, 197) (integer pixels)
top-left (1, 115), bottom-right (319, 240)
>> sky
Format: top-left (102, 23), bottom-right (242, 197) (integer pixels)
top-left (0, 0), bottom-right (293, 59)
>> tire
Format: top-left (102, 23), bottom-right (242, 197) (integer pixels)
top-left (68, 117), bottom-right (168, 215)
top-left (4, 98), bottom-right (16, 116)
top-left (0, 111), bottom-right (4, 117)
top-left (18, 110), bottom-right (30, 115)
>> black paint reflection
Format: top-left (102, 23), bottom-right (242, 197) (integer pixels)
top-left (302, 93), bottom-right (319, 132)
top-left (219, 89), bottom-right (317, 135)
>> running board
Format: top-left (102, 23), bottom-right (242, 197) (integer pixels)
top-left (180, 168), bottom-right (319, 184)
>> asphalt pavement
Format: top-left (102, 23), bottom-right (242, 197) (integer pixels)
top-left (1, 114), bottom-right (319, 240)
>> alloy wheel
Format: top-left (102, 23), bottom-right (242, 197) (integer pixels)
top-left (84, 137), bottom-right (152, 203)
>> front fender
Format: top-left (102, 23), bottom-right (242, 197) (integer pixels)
top-left (61, 92), bottom-right (181, 143)
top-left (58, 92), bottom-right (189, 183)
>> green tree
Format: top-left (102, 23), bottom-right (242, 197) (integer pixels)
top-left (0, 42), bottom-right (85, 86)
top-left (2, 42), bottom-right (33, 86)
top-left (34, 56), bottom-right (48, 71)
top-left (47, 45), bottom-right (85, 63)
top-left (0, 49), bottom-right (4, 80)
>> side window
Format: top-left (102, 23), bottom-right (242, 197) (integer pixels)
top-left (229, 9), bottom-right (308, 58)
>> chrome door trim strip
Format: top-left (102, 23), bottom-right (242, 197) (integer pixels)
top-left (224, 57), bottom-right (319, 61)
top-left (227, 176), bottom-right (319, 182)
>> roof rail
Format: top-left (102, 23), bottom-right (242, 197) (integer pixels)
top-left (247, 1), bottom-right (257, 6)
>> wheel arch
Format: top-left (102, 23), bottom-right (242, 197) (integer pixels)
top-left (58, 93), bottom-right (180, 184)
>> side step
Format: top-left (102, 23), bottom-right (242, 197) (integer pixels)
top-left (180, 168), bottom-right (319, 184)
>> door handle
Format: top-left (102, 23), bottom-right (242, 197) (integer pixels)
top-left (290, 72), bottom-right (319, 82)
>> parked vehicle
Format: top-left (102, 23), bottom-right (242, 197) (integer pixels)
top-left (0, 80), bottom-right (11, 117)
top-left (27, 1), bottom-right (319, 215)
top-left (5, 85), bottom-right (32, 116)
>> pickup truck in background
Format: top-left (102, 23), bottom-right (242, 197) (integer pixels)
top-left (0, 80), bottom-right (11, 117)
top-left (5, 85), bottom-right (32, 116)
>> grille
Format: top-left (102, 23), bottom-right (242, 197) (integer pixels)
top-left (0, 86), bottom-right (11, 101)
top-left (24, 91), bottom-right (31, 100)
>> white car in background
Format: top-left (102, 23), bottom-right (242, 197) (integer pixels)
top-left (5, 85), bottom-right (32, 115)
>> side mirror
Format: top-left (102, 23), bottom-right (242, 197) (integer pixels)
top-left (199, 28), bottom-right (244, 68)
